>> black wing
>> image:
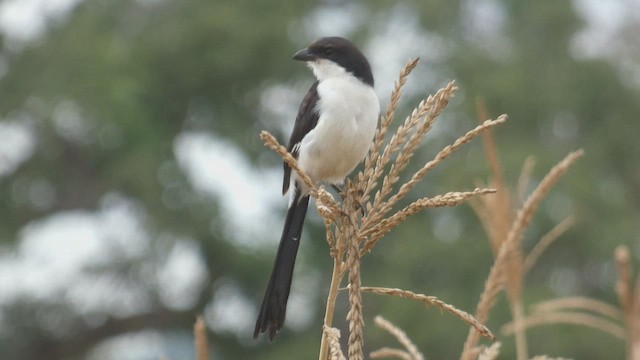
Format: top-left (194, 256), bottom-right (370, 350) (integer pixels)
top-left (282, 81), bottom-right (320, 195)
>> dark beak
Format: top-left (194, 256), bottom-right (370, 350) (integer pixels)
top-left (292, 48), bottom-right (316, 61)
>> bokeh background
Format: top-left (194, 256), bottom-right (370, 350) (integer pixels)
top-left (0, 0), bottom-right (639, 359)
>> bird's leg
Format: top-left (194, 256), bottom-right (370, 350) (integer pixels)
top-left (331, 184), bottom-right (354, 219)
top-left (332, 184), bottom-right (366, 216)
top-left (352, 188), bottom-right (366, 217)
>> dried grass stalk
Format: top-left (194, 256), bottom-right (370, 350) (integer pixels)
top-left (460, 248), bottom-right (506, 360)
top-left (367, 82), bottom-right (458, 214)
top-left (360, 76), bottom-right (445, 210)
top-left (477, 342), bottom-right (501, 360)
top-left (503, 150), bottom-right (583, 262)
top-left (324, 326), bottom-right (347, 360)
top-left (471, 101), bottom-right (513, 254)
top-left (194, 316), bottom-right (209, 360)
top-left (615, 245), bottom-right (633, 317)
top-left (346, 209), bottom-right (365, 360)
top-left (613, 245), bottom-right (640, 360)
top-left (370, 347), bottom-right (413, 360)
top-left (361, 58), bottom-right (421, 200)
top-left (516, 156), bottom-right (536, 204)
top-left (502, 310), bottom-right (626, 340)
top-left (374, 316), bottom-right (424, 360)
top-left (362, 188), bottom-right (496, 254)
top-left (362, 287), bottom-right (494, 340)
top-left (260, 131), bottom-right (319, 197)
top-left (523, 215), bottom-right (576, 273)
top-left (531, 296), bottom-right (622, 321)
top-left (320, 252), bottom-right (346, 360)
top-left (364, 115), bottom-right (507, 231)
top-left (461, 150), bottom-right (584, 360)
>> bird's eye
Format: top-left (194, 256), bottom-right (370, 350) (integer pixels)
top-left (324, 48), bottom-right (334, 56)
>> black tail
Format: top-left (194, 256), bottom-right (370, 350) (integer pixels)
top-left (254, 190), bottom-right (310, 340)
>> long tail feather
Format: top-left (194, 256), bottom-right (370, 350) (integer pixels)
top-left (254, 189), bottom-right (310, 340)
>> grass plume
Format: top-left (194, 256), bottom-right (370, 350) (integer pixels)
top-left (460, 100), bottom-right (583, 360)
top-left (370, 316), bottom-right (424, 360)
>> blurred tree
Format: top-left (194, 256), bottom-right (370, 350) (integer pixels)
top-left (0, 0), bottom-right (319, 359)
top-left (0, 0), bottom-right (638, 359)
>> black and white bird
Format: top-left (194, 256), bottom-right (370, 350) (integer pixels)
top-left (254, 37), bottom-right (380, 341)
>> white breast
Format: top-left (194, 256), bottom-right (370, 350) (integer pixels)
top-left (294, 69), bottom-right (379, 195)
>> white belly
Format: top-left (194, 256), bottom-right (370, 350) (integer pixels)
top-left (295, 76), bottom-right (379, 193)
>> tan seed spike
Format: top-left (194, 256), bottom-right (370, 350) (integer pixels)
top-left (260, 131), bottom-right (316, 193)
top-left (501, 310), bottom-right (626, 340)
top-left (361, 287), bottom-right (495, 340)
top-left (374, 316), bottom-right (425, 360)
top-left (365, 115), bottom-right (507, 231)
top-left (477, 342), bottom-right (501, 360)
top-left (370, 347), bottom-right (413, 360)
top-left (324, 326), bottom-right (346, 360)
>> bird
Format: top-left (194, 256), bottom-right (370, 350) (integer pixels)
top-left (254, 36), bottom-right (380, 341)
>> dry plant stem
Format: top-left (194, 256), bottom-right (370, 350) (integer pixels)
top-left (369, 116), bottom-right (507, 230)
top-left (362, 287), bottom-right (494, 340)
top-left (473, 108), bottom-right (527, 360)
top-left (317, 188), bottom-right (341, 256)
top-left (361, 58), bottom-right (420, 198)
top-left (614, 245), bottom-right (640, 360)
top-left (477, 342), bottom-right (502, 360)
top-left (364, 115), bottom-right (505, 232)
top-left (476, 98), bottom-right (506, 201)
top-left (502, 149), bottom-right (584, 268)
top-left (367, 82), bottom-right (454, 208)
top-left (324, 326), bottom-right (347, 360)
top-left (319, 258), bottom-right (346, 360)
top-left (516, 156), bottom-right (536, 203)
top-left (512, 300), bottom-right (528, 360)
top-left (631, 279), bottom-right (640, 360)
top-left (362, 80), bottom-right (458, 216)
top-left (370, 348), bottom-right (413, 360)
top-left (362, 188), bottom-right (496, 254)
top-left (364, 58), bottom-right (419, 171)
top-left (260, 131), bottom-right (314, 191)
top-left (502, 310), bottom-right (626, 339)
top-left (478, 118), bottom-right (512, 253)
top-left (632, 276), bottom-right (640, 329)
top-left (319, 195), bottom-right (347, 360)
top-left (461, 149), bottom-right (584, 360)
top-left (531, 296), bottom-right (622, 321)
top-left (346, 205), bottom-right (365, 360)
top-left (523, 215), bottom-right (576, 274)
top-left (616, 245), bottom-right (633, 318)
top-left (374, 316), bottom-right (424, 360)
top-left (369, 82), bottom-right (458, 214)
top-left (194, 316), bottom-right (209, 360)
top-left (460, 249), bottom-right (505, 360)
top-left (468, 193), bottom-right (500, 252)
top-left (507, 150), bottom-right (583, 360)
top-left (506, 248), bottom-right (527, 360)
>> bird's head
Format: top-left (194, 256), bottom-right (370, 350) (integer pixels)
top-left (293, 36), bottom-right (374, 86)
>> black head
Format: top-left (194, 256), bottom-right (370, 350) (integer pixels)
top-left (292, 36), bottom-right (374, 86)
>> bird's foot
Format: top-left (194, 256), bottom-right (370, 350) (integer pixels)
top-left (332, 184), bottom-right (366, 216)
